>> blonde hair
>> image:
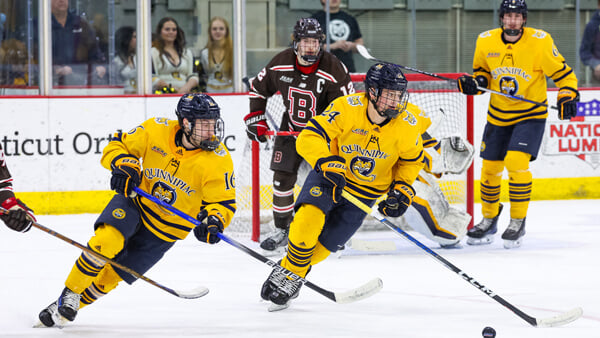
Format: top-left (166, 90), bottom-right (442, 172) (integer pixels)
top-left (205, 17), bottom-right (233, 79)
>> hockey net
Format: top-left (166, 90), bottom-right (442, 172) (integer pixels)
top-left (230, 73), bottom-right (474, 241)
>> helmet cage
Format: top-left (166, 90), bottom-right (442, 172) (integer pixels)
top-left (175, 93), bottom-right (224, 151)
top-left (499, 0), bottom-right (527, 36)
top-left (293, 18), bottom-right (325, 64)
top-left (364, 63), bottom-right (409, 119)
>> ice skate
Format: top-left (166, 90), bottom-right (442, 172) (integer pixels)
top-left (57, 287), bottom-right (80, 322)
top-left (261, 264), bottom-right (303, 308)
top-left (36, 301), bottom-right (63, 328)
top-left (259, 228), bottom-right (289, 256)
top-left (467, 204), bottom-right (503, 245)
top-left (501, 217), bottom-right (526, 249)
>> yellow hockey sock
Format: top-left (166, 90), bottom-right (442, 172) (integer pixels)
top-left (505, 151), bottom-right (532, 219)
top-left (480, 159), bottom-right (504, 218)
top-left (65, 224), bottom-right (125, 294)
top-left (281, 204), bottom-right (325, 277)
top-left (80, 264), bottom-right (123, 308)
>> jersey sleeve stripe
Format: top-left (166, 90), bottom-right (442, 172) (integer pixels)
top-left (316, 70), bottom-right (338, 83)
top-left (399, 150), bottom-right (424, 162)
top-left (552, 68), bottom-right (573, 83)
top-left (306, 120), bottom-right (331, 143)
top-left (203, 199), bottom-right (237, 213)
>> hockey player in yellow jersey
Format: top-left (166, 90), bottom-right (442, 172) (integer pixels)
top-left (261, 63), bottom-right (424, 307)
top-left (38, 93), bottom-right (236, 327)
top-left (457, 0), bottom-right (579, 249)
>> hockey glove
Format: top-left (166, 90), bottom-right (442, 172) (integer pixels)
top-left (193, 209), bottom-right (224, 244)
top-left (557, 87), bottom-right (580, 120)
top-left (244, 111), bottom-right (270, 143)
top-left (377, 182), bottom-right (415, 218)
top-left (0, 197), bottom-right (36, 232)
top-left (457, 75), bottom-right (487, 95)
top-left (110, 154), bottom-right (141, 198)
top-left (315, 155), bottom-right (347, 203)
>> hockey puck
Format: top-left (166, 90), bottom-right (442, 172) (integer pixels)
top-left (482, 326), bottom-right (496, 338)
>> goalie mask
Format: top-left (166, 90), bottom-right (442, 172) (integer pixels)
top-left (175, 93), bottom-right (224, 151)
top-left (293, 18), bottom-right (325, 64)
top-left (364, 63), bottom-right (409, 119)
top-left (499, 0), bottom-right (527, 36)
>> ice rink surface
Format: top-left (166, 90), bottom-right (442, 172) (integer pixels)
top-left (0, 200), bottom-right (598, 338)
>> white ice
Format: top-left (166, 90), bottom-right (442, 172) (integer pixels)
top-left (1, 200), bottom-right (599, 338)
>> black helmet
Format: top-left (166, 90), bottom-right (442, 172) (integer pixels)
top-left (499, 0), bottom-right (527, 36)
top-left (175, 93), bottom-right (224, 151)
top-left (292, 18), bottom-right (325, 64)
top-left (364, 63), bottom-right (409, 119)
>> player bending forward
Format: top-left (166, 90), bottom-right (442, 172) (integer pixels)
top-left (244, 18), bottom-right (354, 253)
top-left (38, 93), bottom-right (236, 327)
top-left (0, 145), bottom-right (36, 233)
top-left (261, 63), bottom-right (425, 306)
top-left (457, 0), bottom-right (578, 248)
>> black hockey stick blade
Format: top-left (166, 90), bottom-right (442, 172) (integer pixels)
top-left (0, 207), bottom-right (209, 300)
top-left (135, 187), bottom-right (383, 304)
top-left (341, 191), bottom-right (582, 327)
top-left (355, 45), bottom-right (556, 110)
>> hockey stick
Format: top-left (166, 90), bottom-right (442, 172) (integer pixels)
top-left (134, 187), bottom-right (383, 304)
top-left (0, 207), bottom-right (208, 299)
top-left (340, 191), bottom-right (582, 328)
top-left (356, 45), bottom-right (558, 110)
top-left (264, 131), bottom-right (299, 136)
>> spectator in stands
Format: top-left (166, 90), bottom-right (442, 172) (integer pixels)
top-left (51, 0), bottom-right (107, 86)
top-left (580, 0), bottom-right (600, 82)
top-left (312, 0), bottom-right (364, 73)
top-left (111, 26), bottom-right (137, 94)
top-left (199, 17), bottom-right (234, 93)
top-left (151, 17), bottom-right (199, 94)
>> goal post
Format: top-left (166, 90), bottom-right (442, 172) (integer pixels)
top-left (231, 73), bottom-right (474, 241)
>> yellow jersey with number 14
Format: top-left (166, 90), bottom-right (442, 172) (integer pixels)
top-left (299, 93), bottom-right (425, 201)
top-left (472, 27), bottom-right (577, 126)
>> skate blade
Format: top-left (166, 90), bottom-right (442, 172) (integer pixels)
top-left (33, 316), bottom-right (68, 328)
top-left (503, 238), bottom-right (522, 249)
top-left (268, 301), bottom-right (290, 312)
top-left (466, 235), bottom-right (494, 246)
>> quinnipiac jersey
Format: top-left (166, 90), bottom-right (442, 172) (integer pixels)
top-left (249, 48), bottom-right (354, 132)
top-left (299, 93), bottom-right (425, 201)
top-left (0, 145), bottom-right (15, 203)
top-left (473, 27), bottom-right (578, 126)
top-left (102, 118), bottom-right (236, 242)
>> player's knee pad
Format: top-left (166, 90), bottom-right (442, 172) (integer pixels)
top-left (481, 159), bottom-right (504, 182)
top-left (273, 170), bottom-right (298, 192)
top-left (288, 204), bottom-right (325, 249)
top-left (88, 224), bottom-right (125, 259)
top-left (504, 151), bottom-right (530, 173)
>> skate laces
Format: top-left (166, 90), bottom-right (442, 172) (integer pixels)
top-left (270, 270), bottom-right (301, 296)
top-left (476, 217), bottom-right (494, 231)
top-left (507, 218), bottom-right (524, 232)
top-left (59, 288), bottom-right (80, 309)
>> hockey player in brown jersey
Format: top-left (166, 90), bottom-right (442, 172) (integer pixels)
top-left (244, 18), bottom-right (355, 253)
top-left (0, 145), bottom-right (36, 233)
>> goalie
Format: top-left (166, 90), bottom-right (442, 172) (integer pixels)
top-left (396, 132), bottom-right (474, 248)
